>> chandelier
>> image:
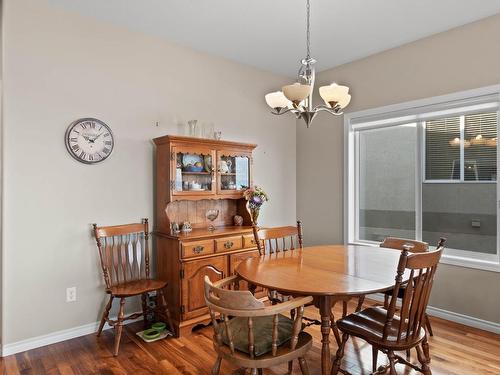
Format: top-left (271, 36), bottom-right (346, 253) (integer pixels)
top-left (265, 0), bottom-right (351, 127)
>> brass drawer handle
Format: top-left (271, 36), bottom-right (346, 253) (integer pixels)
top-left (224, 241), bottom-right (234, 249)
top-left (193, 245), bottom-right (204, 254)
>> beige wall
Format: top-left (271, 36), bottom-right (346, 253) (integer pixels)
top-left (297, 14), bottom-right (500, 323)
top-left (2, 0), bottom-right (295, 344)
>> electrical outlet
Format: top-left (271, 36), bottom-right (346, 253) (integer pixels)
top-left (66, 287), bottom-right (77, 302)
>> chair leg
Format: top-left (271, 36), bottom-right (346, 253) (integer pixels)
top-left (141, 293), bottom-right (148, 329)
top-left (290, 308), bottom-right (296, 321)
top-left (212, 356), bottom-right (222, 375)
top-left (97, 295), bottom-right (113, 337)
top-left (288, 360), bottom-right (293, 374)
top-left (406, 348), bottom-right (411, 360)
top-left (425, 313), bottom-right (434, 336)
top-left (383, 294), bottom-right (389, 309)
top-left (422, 335), bottom-right (431, 364)
top-left (342, 300), bottom-right (348, 318)
top-left (298, 357), bottom-right (310, 375)
top-left (113, 298), bottom-right (126, 356)
top-left (355, 295), bottom-right (365, 312)
top-left (331, 333), bottom-right (349, 375)
top-left (417, 341), bottom-right (432, 375)
top-left (387, 351), bottom-right (397, 375)
top-left (330, 312), bottom-right (342, 347)
top-left (372, 346), bottom-right (379, 373)
top-left (250, 369), bottom-right (258, 375)
top-left (158, 288), bottom-right (175, 336)
top-left (257, 369), bottom-right (263, 375)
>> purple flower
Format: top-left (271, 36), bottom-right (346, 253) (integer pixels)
top-left (252, 196), bottom-right (263, 205)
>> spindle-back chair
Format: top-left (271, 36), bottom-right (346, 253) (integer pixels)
top-left (332, 244), bottom-right (444, 375)
top-left (252, 222), bottom-right (303, 306)
top-left (93, 219), bottom-right (174, 355)
top-left (204, 275), bottom-right (313, 375)
top-left (379, 237), bottom-right (446, 337)
top-left (253, 221), bottom-right (304, 256)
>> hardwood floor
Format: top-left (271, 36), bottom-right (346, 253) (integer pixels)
top-left (1, 300), bottom-right (499, 374)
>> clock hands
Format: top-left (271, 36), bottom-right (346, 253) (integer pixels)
top-left (82, 132), bottom-right (103, 144)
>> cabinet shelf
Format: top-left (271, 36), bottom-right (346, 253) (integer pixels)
top-left (181, 171), bottom-right (211, 175)
top-left (220, 173), bottom-right (236, 176)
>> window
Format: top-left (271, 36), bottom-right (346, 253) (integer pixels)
top-left (346, 87), bottom-right (500, 271)
top-left (358, 124), bottom-right (416, 242)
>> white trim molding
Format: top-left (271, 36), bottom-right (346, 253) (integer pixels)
top-left (367, 295), bottom-right (500, 334)
top-left (1, 312), bottom-right (142, 357)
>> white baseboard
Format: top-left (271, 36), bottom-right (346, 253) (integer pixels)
top-left (368, 294), bottom-right (500, 334)
top-left (3, 298), bottom-right (500, 357)
top-left (425, 305), bottom-right (500, 334)
top-left (1, 312), bottom-right (142, 357)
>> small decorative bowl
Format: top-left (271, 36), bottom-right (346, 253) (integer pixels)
top-left (151, 322), bottom-right (166, 332)
top-left (142, 328), bottom-right (161, 340)
top-left (185, 165), bottom-right (204, 172)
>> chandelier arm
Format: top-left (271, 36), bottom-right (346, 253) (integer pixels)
top-left (313, 105), bottom-right (344, 116)
top-left (270, 108), bottom-right (300, 116)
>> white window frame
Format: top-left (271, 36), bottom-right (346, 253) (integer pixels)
top-left (344, 84), bottom-right (500, 272)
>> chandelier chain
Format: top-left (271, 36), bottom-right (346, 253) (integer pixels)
top-left (306, 0), bottom-right (311, 59)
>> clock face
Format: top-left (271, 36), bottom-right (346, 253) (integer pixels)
top-left (65, 118), bottom-right (114, 164)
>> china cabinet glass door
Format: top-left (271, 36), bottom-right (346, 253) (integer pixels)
top-left (172, 147), bottom-right (216, 195)
top-left (217, 151), bottom-right (251, 195)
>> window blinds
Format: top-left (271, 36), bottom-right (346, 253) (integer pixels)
top-left (425, 112), bottom-right (498, 181)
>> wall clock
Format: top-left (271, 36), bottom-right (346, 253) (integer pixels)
top-left (65, 118), bottom-right (114, 164)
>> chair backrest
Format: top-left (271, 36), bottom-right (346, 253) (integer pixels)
top-left (204, 275), bottom-right (311, 359)
top-left (93, 219), bottom-right (150, 289)
top-left (384, 243), bottom-right (444, 343)
top-left (380, 237), bottom-right (429, 253)
top-left (253, 221), bottom-right (303, 256)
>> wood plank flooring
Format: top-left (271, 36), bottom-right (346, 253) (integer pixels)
top-left (1, 300), bottom-right (499, 374)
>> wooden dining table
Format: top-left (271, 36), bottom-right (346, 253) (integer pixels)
top-left (236, 244), bottom-right (408, 375)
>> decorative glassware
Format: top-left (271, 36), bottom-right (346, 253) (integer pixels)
top-left (206, 209), bottom-right (219, 231)
top-left (187, 120), bottom-right (197, 137)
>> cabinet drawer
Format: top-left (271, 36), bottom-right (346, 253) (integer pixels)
top-left (181, 240), bottom-right (214, 258)
top-left (215, 236), bottom-right (243, 253)
top-left (243, 234), bottom-right (258, 248)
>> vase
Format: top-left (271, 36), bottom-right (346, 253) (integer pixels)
top-left (245, 202), bottom-right (260, 225)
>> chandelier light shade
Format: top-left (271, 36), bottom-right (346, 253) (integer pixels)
top-left (282, 83), bottom-right (313, 105)
top-left (265, 0), bottom-right (351, 127)
top-left (265, 91), bottom-right (292, 111)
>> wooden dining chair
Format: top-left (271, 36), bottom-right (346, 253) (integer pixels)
top-left (252, 222), bottom-right (304, 305)
top-left (253, 221), bottom-right (304, 257)
top-left (204, 275), bottom-right (313, 375)
top-left (379, 237), bottom-right (447, 337)
top-left (332, 243), bottom-right (444, 375)
top-left (93, 219), bottom-right (174, 356)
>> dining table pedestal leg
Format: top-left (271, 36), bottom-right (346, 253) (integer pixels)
top-left (316, 296), bottom-right (334, 375)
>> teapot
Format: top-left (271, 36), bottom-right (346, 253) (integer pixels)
top-left (219, 159), bottom-right (232, 174)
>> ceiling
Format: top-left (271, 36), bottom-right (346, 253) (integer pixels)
top-left (46, 0), bottom-right (500, 77)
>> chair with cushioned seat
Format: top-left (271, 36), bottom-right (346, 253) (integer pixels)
top-left (379, 237), bottom-right (446, 337)
top-left (331, 243), bottom-right (445, 375)
top-left (204, 274), bottom-right (313, 375)
top-left (93, 219), bottom-right (174, 356)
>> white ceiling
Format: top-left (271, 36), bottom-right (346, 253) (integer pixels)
top-left (46, 0), bottom-right (500, 77)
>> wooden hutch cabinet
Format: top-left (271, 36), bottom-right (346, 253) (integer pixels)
top-left (153, 135), bottom-right (264, 336)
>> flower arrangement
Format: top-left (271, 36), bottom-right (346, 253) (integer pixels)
top-left (243, 186), bottom-right (269, 224)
